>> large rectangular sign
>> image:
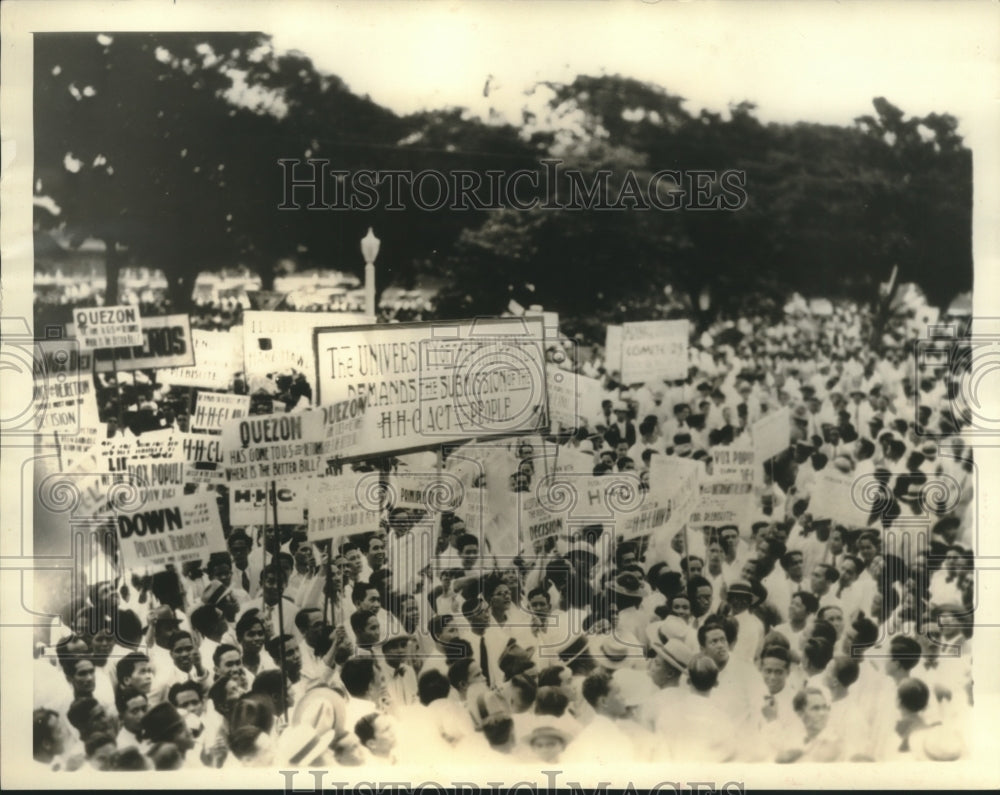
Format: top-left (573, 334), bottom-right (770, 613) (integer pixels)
top-left (114, 493), bottom-right (227, 569)
top-left (313, 317), bottom-right (547, 459)
top-left (620, 320), bottom-right (688, 384)
top-left (160, 328), bottom-right (243, 389)
top-left (70, 305), bottom-right (144, 350)
top-left (220, 412), bottom-right (326, 482)
top-left (751, 407), bottom-right (792, 462)
top-left (86, 314), bottom-right (196, 373)
top-left (32, 340), bottom-right (100, 435)
top-left (307, 472), bottom-right (382, 542)
top-left (244, 310), bottom-right (373, 402)
top-left (190, 392), bottom-right (251, 433)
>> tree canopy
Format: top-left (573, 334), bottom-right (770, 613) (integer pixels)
top-left (34, 33), bottom-right (972, 331)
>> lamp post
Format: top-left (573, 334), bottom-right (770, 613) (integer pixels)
top-left (361, 227), bottom-right (380, 319)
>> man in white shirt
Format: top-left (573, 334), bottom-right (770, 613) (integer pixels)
top-left (562, 669), bottom-right (637, 765)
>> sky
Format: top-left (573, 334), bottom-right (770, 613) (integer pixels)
top-left (266, 2), bottom-right (997, 137)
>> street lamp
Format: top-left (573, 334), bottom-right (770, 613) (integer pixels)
top-left (361, 227), bottom-right (380, 318)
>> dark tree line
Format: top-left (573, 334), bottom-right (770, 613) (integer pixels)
top-left (34, 33), bottom-right (972, 333)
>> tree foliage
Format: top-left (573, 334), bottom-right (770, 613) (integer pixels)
top-left (34, 37), bottom-right (972, 330)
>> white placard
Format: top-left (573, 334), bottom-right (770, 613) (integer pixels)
top-left (161, 329), bottom-right (243, 389)
top-left (230, 479), bottom-right (308, 525)
top-left (307, 472), bottom-right (382, 542)
top-left (70, 305), bottom-right (144, 350)
top-left (32, 339), bottom-right (100, 435)
top-left (191, 392), bottom-right (251, 433)
top-left (620, 320), bottom-right (688, 384)
top-left (751, 407), bottom-right (792, 462)
top-left (244, 310), bottom-right (373, 402)
top-left (221, 412), bottom-right (326, 482)
top-left (114, 493), bottom-right (227, 569)
top-left (314, 317), bottom-right (547, 459)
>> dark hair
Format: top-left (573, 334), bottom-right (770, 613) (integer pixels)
top-left (447, 658), bottom-right (477, 692)
top-left (456, 533), bottom-right (479, 552)
top-left (482, 716), bottom-right (514, 747)
top-left (235, 610), bottom-right (265, 641)
top-left (810, 620), bottom-right (838, 647)
top-left (581, 669), bottom-right (613, 708)
top-left (208, 674), bottom-right (236, 716)
top-left (56, 636), bottom-right (91, 678)
top-left (889, 636), bottom-right (922, 671)
top-left (851, 614), bottom-right (880, 649)
top-left (897, 677), bottom-right (930, 713)
top-left (350, 609), bottom-right (374, 638)
top-left (688, 655), bottom-right (720, 692)
top-left (264, 633), bottom-right (295, 661)
top-left (191, 604), bottom-right (221, 637)
top-left (534, 686), bottom-right (569, 717)
top-left (793, 686), bottom-right (828, 713)
top-left (803, 637), bottom-right (834, 671)
top-left (229, 693), bottom-right (275, 736)
top-left (115, 685), bottom-right (147, 715)
top-left (698, 617), bottom-right (736, 648)
top-left (167, 680), bottom-right (203, 707)
top-left (340, 658), bottom-right (378, 698)
top-left (355, 712), bottom-right (380, 746)
top-left (109, 746), bottom-right (149, 771)
top-left (417, 669), bottom-right (450, 706)
top-left (84, 731), bottom-right (115, 757)
top-left (67, 697), bottom-right (100, 733)
top-left (792, 590), bottom-right (820, 615)
top-left (537, 665), bottom-right (567, 688)
top-left (213, 643), bottom-right (240, 668)
top-left (168, 629), bottom-right (193, 650)
top-left (295, 607), bottom-right (321, 634)
top-left (250, 669), bottom-right (286, 706)
top-left (116, 652), bottom-right (150, 684)
top-left (33, 708), bottom-right (61, 756)
top-left (760, 645), bottom-right (791, 668)
top-left (829, 656), bottom-right (860, 688)
top-left (351, 581), bottom-right (377, 607)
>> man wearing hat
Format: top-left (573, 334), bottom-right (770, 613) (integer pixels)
top-left (646, 637), bottom-right (694, 731)
top-left (603, 400), bottom-right (636, 449)
top-left (726, 580), bottom-right (766, 663)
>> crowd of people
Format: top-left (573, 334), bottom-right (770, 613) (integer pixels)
top-left (33, 295), bottom-right (976, 772)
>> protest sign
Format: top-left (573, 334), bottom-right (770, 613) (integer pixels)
top-left (191, 392), bottom-right (251, 433)
top-left (101, 430), bottom-right (187, 503)
top-left (688, 446), bottom-right (755, 529)
top-left (32, 340), bottom-right (100, 435)
top-left (70, 305), bottom-right (144, 350)
top-left (114, 493), bottom-right (227, 570)
top-left (307, 472), bottom-right (382, 542)
top-left (56, 426), bottom-right (104, 471)
top-left (620, 320), bottom-right (688, 384)
top-left (88, 314), bottom-right (195, 373)
top-left (160, 329), bottom-right (243, 389)
top-left (620, 455), bottom-right (702, 541)
top-left (221, 412), bottom-right (325, 482)
top-left (230, 479), bottom-right (308, 525)
top-left (605, 325), bottom-right (622, 373)
top-left (314, 317), bottom-right (547, 459)
top-left (751, 407), bottom-right (792, 462)
top-left (244, 310), bottom-right (373, 402)
top-left (388, 472), bottom-right (463, 512)
top-left (519, 492), bottom-right (567, 547)
top-left (809, 469), bottom-right (869, 528)
top-left (552, 448), bottom-right (595, 475)
top-left (546, 367), bottom-right (604, 428)
top-left (181, 432), bottom-right (226, 484)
